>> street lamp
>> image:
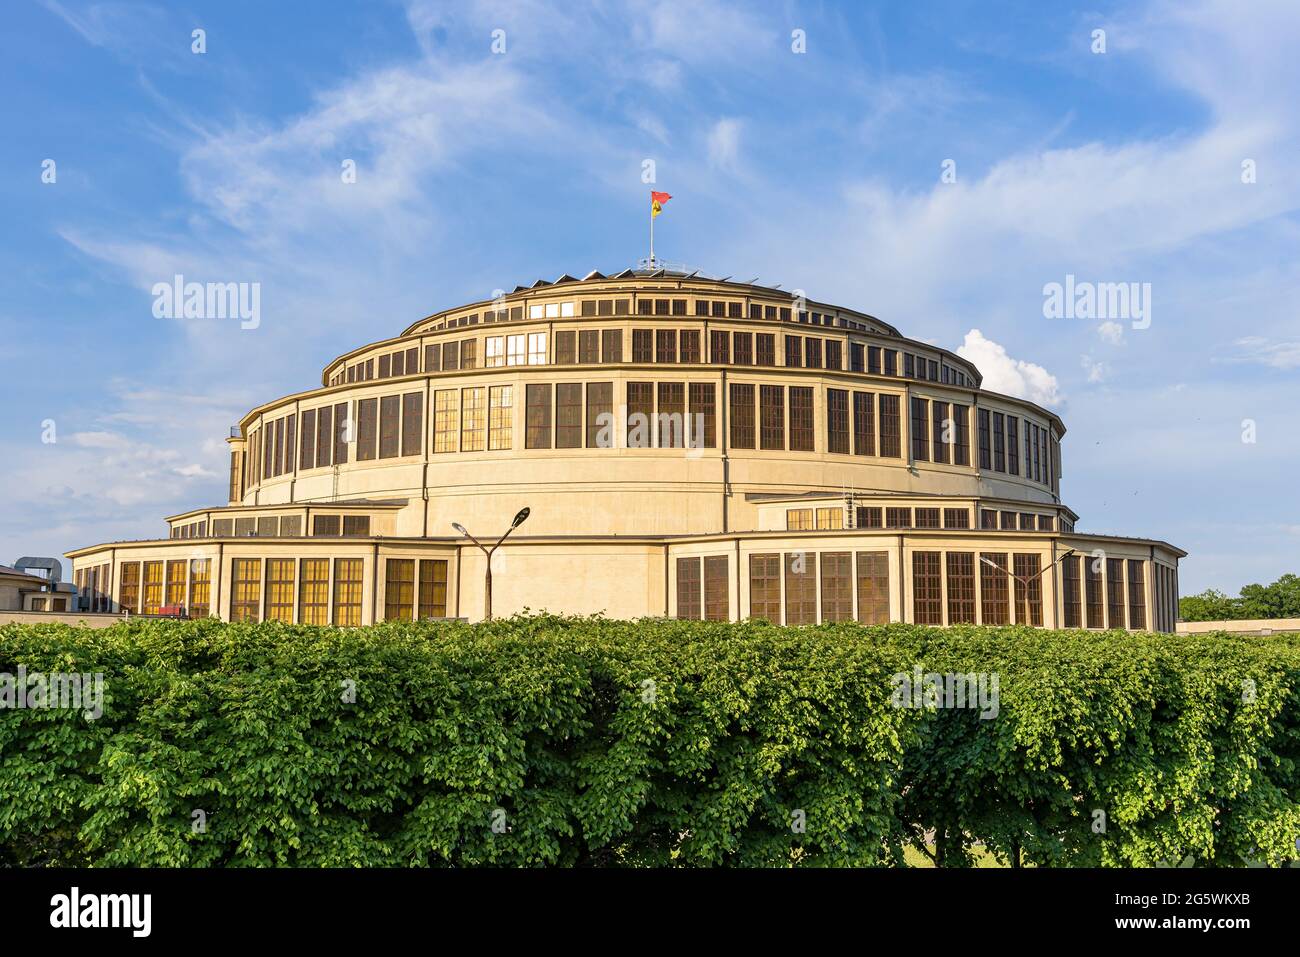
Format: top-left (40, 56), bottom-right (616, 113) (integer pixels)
top-left (452, 507), bottom-right (530, 621)
top-left (980, 549), bottom-right (1075, 627)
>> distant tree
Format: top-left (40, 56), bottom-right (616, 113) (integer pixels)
top-left (1180, 574), bottom-right (1300, 621)
top-left (1239, 573), bottom-right (1300, 619)
top-left (1179, 589), bottom-right (1244, 621)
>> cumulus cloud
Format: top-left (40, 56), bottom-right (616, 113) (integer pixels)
top-left (957, 329), bottom-right (1061, 406)
top-left (1097, 321), bottom-right (1125, 345)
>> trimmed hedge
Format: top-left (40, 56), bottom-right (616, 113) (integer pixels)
top-left (1, 616), bottom-right (1297, 867)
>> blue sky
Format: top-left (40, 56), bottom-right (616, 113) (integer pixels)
top-left (1, 0), bottom-right (1296, 594)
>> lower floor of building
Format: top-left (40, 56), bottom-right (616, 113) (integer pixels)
top-left (66, 529), bottom-right (1183, 632)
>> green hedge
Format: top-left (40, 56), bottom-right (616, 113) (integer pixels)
top-left (1, 617), bottom-right (1297, 867)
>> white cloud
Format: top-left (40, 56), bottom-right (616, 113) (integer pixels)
top-left (71, 431), bottom-right (128, 449)
top-left (1081, 355), bottom-right (1110, 383)
top-left (1097, 321), bottom-right (1125, 345)
top-left (1231, 336), bottom-right (1300, 369)
top-left (706, 118), bottom-right (743, 173)
top-left (957, 329), bottom-right (1061, 406)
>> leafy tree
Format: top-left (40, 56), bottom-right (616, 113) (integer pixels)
top-left (1182, 573), bottom-right (1300, 621)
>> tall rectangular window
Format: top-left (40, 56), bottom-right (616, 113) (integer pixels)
top-left (627, 382), bottom-right (654, 448)
top-left (688, 382), bottom-right (716, 448)
top-left (827, 388), bottom-right (849, 454)
top-left (655, 329), bottom-right (677, 363)
top-left (852, 391), bottom-right (875, 456)
top-left (657, 382), bottom-right (685, 448)
top-left (300, 409), bottom-right (316, 470)
top-left (165, 559), bottom-right (186, 609)
top-left (1086, 558), bottom-right (1105, 628)
top-left (379, 394), bottom-right (401, 459)
top-left (978, 409), bottom-right (991, 470)
top-left (424, 343), bottom-right (441, 372)
top-left (317, 405), bottom-right (334, 468)
top-left (525, 384), bottom-right (552, 449)
top-left (506, 334), bottom-right (526, 366)
top-left (385, 559), bottom-right (415, 620)
top-left (460, 387), bottom-right (486, 452)
top-left (980, 553), bottom-right (1010, 625)
top-left (730, 383), bottom-right (755, 449)
top-left (749, 553), bottom-right (781, 621)
top-left (912, 552), bottom-right (942, 625)
top-left (1007, 416), bottom-right (1020, 475)
top-left (992, 412), bottom-right (1006, 472)
top-left (953, 405), bottom-right (970, 466)
top-left (299, 558), bottom-right (330, 625)
top-left (756, 333), bottom-right (775, 366)
top-left (488, 385), bottom-right (513, 450)
top-left (878, 395), bottom-right (901, 457)
top-left (784, 335), bottom-right (802, 367)
top-left (557, 383), bottom-right (583, 448)
top-left (931, 400), bottom-right (950, 465)
top-left (229, 558), bottom-right (262, 622)
top-left (679, 329), bottom-right (700, 363)
top-left (601, 329), bottom-right (622, 363)
top-left (1127, 560), bottom-right (1146, 629)
top-left (789, 386), bottom-right (814, 451)
top-left (710, 330), bottom-right (729, 364)
top-left (759, 385), bottom-right (785, 450)
top-left (946, 552), bottom-right (976, 624)
top-left (586, 382), bottom-right (612, 448)
top-left (528, 332), bottom-right (547, 365)
top-left (1106, 558), bottom-right (1126, 629)
top-left (825, 339), bottom-right (842, 370)
top-left (911, 397), bottom-right (929, 462)
top-left (733, 332), bottom-right (753, 365)
top-left (554, 331), bottom-right (574, 365)
top-left (578, 330), bottom-right (599, 364)
top-left (433, 389), bottom-right (458, 453)
top-left (1013, 553), bottom-right (1043, 626)
top-left (804, 338), bottom-right (822, 368)
top-left (632, 329), bottom-right (652, 362)
top-left (142, 560), bottom-right (164, 615)
top-left (704, 556), bottom-right (728, 621)
top-left (784, 552), bottom-right (818, 625)
top-left (418, 559), bottom-right (448, 618)
top-left (332, 558), bottom-right (364, 627)
top-left (676, 557), bottom-right (701, 620)
top-left (402, 392), bottom-right (423, 457)
top-left (820, 552), bottom-right (853, 622)
top-left (189, 559), bottom-right (211, 618)
top-left (264, 558), bottom-right (295, 623)
top-left (1062, 555), bottom-right (1082, 628)
top-left (119, 562), bottom-right (141, 614)
top-left (856, 552), bottom-right (890, 624)
top-left (356, 398), bottom-right (378, 462)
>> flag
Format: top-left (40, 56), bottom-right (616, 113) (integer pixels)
top-left (651, 191), bottom-right (672, 218)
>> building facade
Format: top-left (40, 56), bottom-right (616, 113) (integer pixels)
top-left (66, 269), bottom-right (1183, 629)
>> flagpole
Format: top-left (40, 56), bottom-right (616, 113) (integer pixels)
top-left (649, 203), bottom-right (654, 267)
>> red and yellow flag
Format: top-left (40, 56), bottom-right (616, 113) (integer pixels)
top-left (651, 191), bottom-right (672, 218)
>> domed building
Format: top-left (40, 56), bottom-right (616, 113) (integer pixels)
top-left (67, 267), bottom-right (1183, 629)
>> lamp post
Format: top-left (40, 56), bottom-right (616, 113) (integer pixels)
top-left (980, 549), bottom-right (1075, 627)
top-left (452, 507), bottom-right (530, 621)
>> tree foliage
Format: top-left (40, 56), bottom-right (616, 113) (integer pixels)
top-left (1, 616), bottom-right (1297, 867)
top-left (1181, 573), bottom-right (1300, 622)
